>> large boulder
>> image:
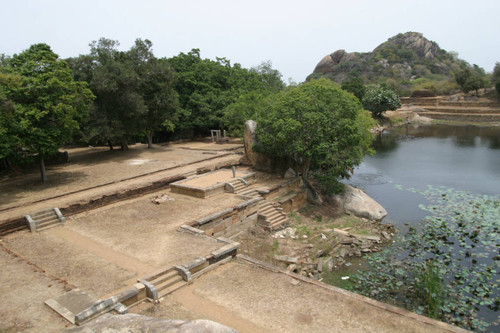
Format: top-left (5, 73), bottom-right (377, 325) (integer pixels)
top-left (244, 120), bottom-right (273, 171)
top-left (330, 185), bottom-right (387, 221)
top-left (65, 313), bottom-right (237, 333)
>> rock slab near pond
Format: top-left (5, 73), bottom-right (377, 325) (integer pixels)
top-left (65, 313), bottom-right (237, 333)
top-left (330, 185), bottom-right (387, 221)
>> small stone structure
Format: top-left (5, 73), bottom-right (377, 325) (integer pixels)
top-left (25, 207), bottom-right (66, 232)
top-left (170, 168), bottom-right (256, 198)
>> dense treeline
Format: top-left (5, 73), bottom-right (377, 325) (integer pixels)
top-left (0, 39), bottom-right (284, 180)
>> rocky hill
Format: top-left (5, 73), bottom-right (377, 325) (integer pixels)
top-left (309, 32), bottom-right (481, 96)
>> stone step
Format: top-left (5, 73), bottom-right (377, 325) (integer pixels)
top-left (423, 107), bottom-right (500, 114)
top-left (36, 220), bottom-right (63, 232)
top-left (421, 112), bottom-right (500, 122)
top-left (148, 270), bottom-right (179, 286)
top-left (35, 214), bottom-right (59, 224)
top-left (155, 275), bottom-right (184, 292)
top-left (31, 209), bottom-right (56, 219)
top-left (142, 266), bottom-right (176, 282)
top-left (270, 215), bottom-right (288, 224)
top-left (260, 206), bottom-right (277, 214)
top-left (157, 280), bottom-right (188, 299)
top-left (265, 210), bottom-right (285, 221)
top-left (269, 220), bottom-right (288, 230)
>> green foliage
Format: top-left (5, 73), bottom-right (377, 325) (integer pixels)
top-left (0, 72), bottom-right (22, 160)
top-left (362, 85), bottom-right (401, 116)
top-left (411, 78), bottom-right (458, 95)
top-left (167, 51), bottom-right (284, 134)
top-left (455, 67), bottom-right (485, 94)
top-left (341, 77), bottom-right (366, 101)
top-left (352, 186), bottom-right (499, 332)
top-left (496, 82), bottom-right (500, 99)
top-left (1, 44), bottom-right (94, 180)
top-left (492, 62), bottom-right (500, 85)
top-left (222, 91), bottom-right (269, 136)
top-left (68, 38), bottom-right (180, 149)
top-left (255, 78), bottom-right (375, 194)
top-left (310, 33), bottom-right (488, 97)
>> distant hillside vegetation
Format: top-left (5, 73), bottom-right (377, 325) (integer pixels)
top-left (308, 32), bottom-right (485, 96)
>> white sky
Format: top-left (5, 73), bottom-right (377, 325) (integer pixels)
top-left (1, 0), bottom-right (499, 82)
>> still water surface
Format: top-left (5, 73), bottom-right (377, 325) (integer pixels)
top-left (347, 124), bottom-right (500, 330)
top-left (347, 124), bottom-right (500, 226)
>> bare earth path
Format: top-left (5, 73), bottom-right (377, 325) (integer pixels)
top-left (0, 143), bottom-right (242, 222)
top-left (0, 142), bottom-right (469, 332)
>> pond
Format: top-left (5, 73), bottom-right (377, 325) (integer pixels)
top-left (346, 124), bottom-right (500, 331)
top-left (348, 124), bottom-right (500, 226)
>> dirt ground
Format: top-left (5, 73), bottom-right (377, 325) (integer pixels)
top-left (0, 245), bottom-right (71, 332)
top-left (0, 142), bottom-right (463, 333)
top-left (133, 260), bottom-right (450, 333)
top-left (0, 142), bottom-right (241, 212)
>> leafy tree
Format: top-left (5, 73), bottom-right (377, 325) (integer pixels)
top-left (492, 62), bottom-right (500, 84)
top-left (69, 38), bottom-right (180, 150)
top-left (4, 44), bottom-right (94, 182)
top-left (491, 62), bottom-right (500, 99)
top-left (362, 84), bottom-right (401, 117)
top-left (134, 50), bottom-right (180, 148)
top-left (255, 78), bottom-right (375, 194)
top-left (341, 77), bottom-right (366, 101)
top-left (249, 60), bottom-right (285, 93)
top-left (455, 67), bottom-right (485, 94)
top-left (222, 91), bottom-right (269, 136)
top-left (168, 51), bottom-right (284, 135)
top-left (222, 61), bottom-right (285, 136)
top-left (0, 72), bottom-right (22, 168)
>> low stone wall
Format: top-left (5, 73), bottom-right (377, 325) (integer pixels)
top-left (185, 197), bottom-right (261, 237)
top-left (261, 177), bottom-right (302, 201)
top-left (170, 182), bottom-right (226, 198)
top-left (170, 169), bottom-right (256, 199)
top-left (276, 189), bottom-right (307, 213)
top-left (401, 97), bottom-right (441, 106)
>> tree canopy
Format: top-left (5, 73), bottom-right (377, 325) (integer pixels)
top-left (1, 44), bottom-right (94, 181)
top-left (167, 50), bottom-right (284, 135)
top-left (362, 84), bottom-right (401, 117)
top-left (255, 78), bottom-right (375, 194)
top-left (67, 38), bottom-right (180, 150)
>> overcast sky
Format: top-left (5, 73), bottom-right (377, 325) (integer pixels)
top-left (1, 0), bottom-right (499, 82)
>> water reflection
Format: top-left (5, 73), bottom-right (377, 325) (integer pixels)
top-left (348, 124), bottom-right (500, 225)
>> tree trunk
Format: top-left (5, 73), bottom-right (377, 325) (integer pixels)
top-left (39, 156), bottom-right (48, 183)
top-left (302, 156), bottom-right (311, 180)
top-left (146, 131), bottom-right (153, 149)
top-left (121, 139), bottom-right (129, 151)
top-left (0, 157), bottom-right (11, 171)
top-left (108, 140), bottom-right (114, 151)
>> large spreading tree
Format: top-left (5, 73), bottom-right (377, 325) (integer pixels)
top-left (68, 38), bottom-right (180, 150)
top-left (255, 78), bottom-right (376, 194)
top-left (2, 44), bottom-right (93, 182)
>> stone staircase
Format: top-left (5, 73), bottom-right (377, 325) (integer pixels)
top-left (258, 201), bottom-right (289, 231)
top-left (139, 267), bottom-right (187, 301)
top-left (401, 97), bottom-right (500, 122)
top-left (25, 208), bottom-right (65, 232)
top-left (229, 178), bottom-right (248, 193)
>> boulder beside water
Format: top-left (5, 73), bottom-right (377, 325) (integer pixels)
top-left (330, 185), bottom-right (387, 221)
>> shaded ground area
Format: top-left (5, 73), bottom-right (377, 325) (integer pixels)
top-left (134, 260), bottom-right (452, 333)
top-left (0, 142), bottom-right (464, 333)
top-left (3, 230), bottom-right (136, 297)
top-left (0, 246), bottom-right (70, 332)
top-left (0, 145), bottom-right (243, 223)
top-left (0, 142), bottom-right (241, 212)
top-left (66, 190), bottom-right (244, 267)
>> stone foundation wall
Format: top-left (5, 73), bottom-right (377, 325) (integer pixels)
top-left (188, 197), bottom-right (261, 237)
